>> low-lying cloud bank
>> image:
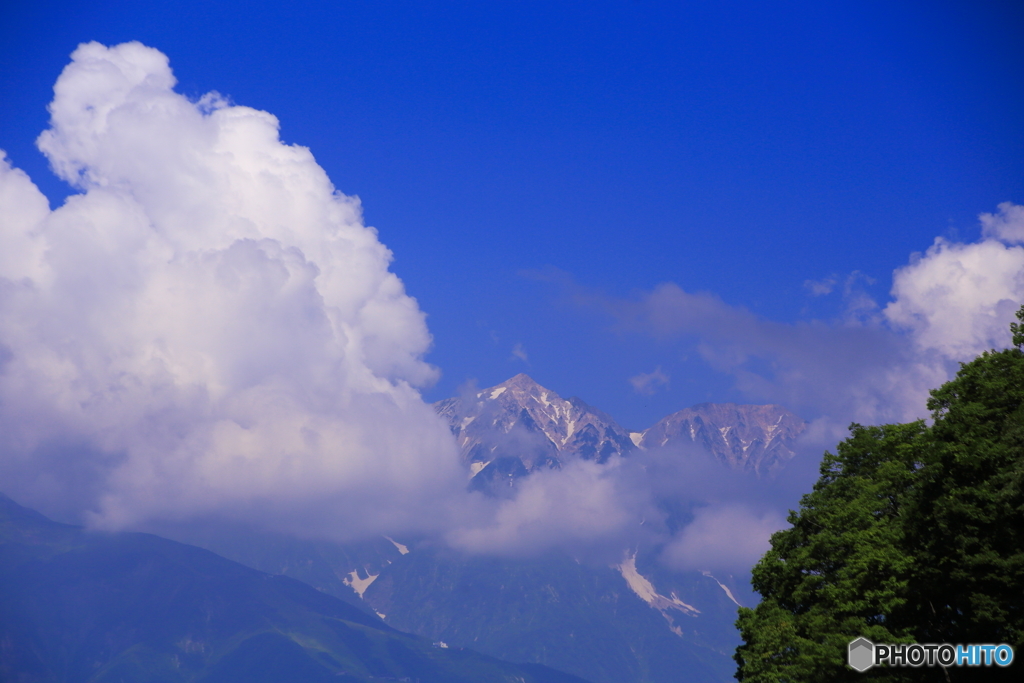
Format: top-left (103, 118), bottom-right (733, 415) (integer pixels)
top-left (441, 420), bottom-right (840, 572)
top-left (1, 42), bottom-right (1021, 576)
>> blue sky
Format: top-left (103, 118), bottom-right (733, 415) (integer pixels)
top-left (3, 0), bottom-right (1023, 431)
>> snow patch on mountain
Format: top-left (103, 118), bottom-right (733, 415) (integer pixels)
top-left (386, 537), bottom-right (410, 555)
top-left (617, 551), bottom-right (699, 638)
top-left (702, 571), bottom-right (742, 607)
top-left (618, 552), bottom-right (699, 615)
top-left (344, 569), bottom-right (379, 598)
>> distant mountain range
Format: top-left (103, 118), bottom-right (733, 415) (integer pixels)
top-left (169, 375), bottom-right (805, 683)
top-left (437, 374), bottom-right (805, 485)
top-left (1, 375), bottom-right (807, 683)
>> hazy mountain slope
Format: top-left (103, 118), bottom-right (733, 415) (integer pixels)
top-left (148, 523), bottom-right (407, 618)
top-left (361, 547), bottom-right (739, 683)
top-left (638, 403), bottom-right (806, 475)
top-left (159, 529), bottom-right (744, 683)
top-left (0, 492), bottom-right (591, 683)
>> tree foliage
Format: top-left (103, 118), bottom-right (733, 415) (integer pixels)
top-left (735, 309), bottom-right (1024, 681)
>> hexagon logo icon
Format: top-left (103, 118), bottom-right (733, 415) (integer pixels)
top-left (848, 637), bottom-right (875, 672)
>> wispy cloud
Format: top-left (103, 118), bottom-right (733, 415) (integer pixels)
top-left (629, 367), bottom-right (669, 395)
top-left (559, 207), bottom-right (1024, 428)
top-left (803, 274), bottom-right (837, 296)
top-left (510, 342), bottom-right (529, 364)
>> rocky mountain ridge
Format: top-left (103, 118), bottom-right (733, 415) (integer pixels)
top-left (638, 402), bottom-right (807, 476)
top-left (436, 374), bottom-right (806, 481)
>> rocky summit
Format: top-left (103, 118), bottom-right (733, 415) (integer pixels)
top-left (638, 402), bottom-right (806, 476)
top-left (435, 374), bottom-right (636, 490)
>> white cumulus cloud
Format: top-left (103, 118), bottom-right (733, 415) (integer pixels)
top-left (884, 221), bottom-right (1024, 361)
top-left (0, 41), bottom-right (465, 537)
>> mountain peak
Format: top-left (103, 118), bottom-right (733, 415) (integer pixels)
top-left (435, 375), bottom-right (636, 490)
top-left (488, 373), bottom-right (547, 396)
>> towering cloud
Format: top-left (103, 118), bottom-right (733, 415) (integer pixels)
top-left (0, 42), bottom-right (465, 537)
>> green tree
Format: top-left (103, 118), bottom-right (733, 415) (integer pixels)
top-left (734, 423), bottom-right (924, 682)
top-left (910, 344), bottom-right (1024, 651)
top-left (735, 308), bottom-right (1024, 681)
